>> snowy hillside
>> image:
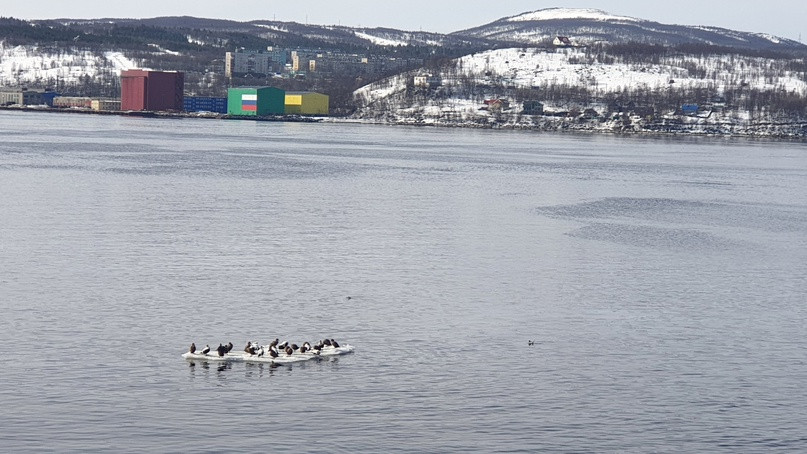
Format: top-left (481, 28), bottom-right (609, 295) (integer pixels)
top-left (455, 48), bottom-right (807, 94)
top-left (356, 47), bottom-right (807, 105)
top-left (352, 47), bottom-right (807, 135)
top-left (454, 7), bottom-right (806, 50)
top-left (0, 41), bottom-right (138, 87)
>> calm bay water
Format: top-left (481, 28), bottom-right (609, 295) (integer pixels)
top-left (1, 110), bottom-right (806, 452)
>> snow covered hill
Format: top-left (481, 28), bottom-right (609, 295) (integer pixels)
top-left (351, 46), bottom-right (807, 135)
top-left (453, 7), bottom-right (806, 51)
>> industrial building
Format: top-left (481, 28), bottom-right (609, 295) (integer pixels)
top-left (284, 91), bottom-right (329, 115)
top-left (184, 96), bottom-right (227, 113)
top-left (51, 97), bottom-right (120, 111)
top-left (121, 69), bottom-right (184, 111)
top-left (41, 92), bottom-right (59, 107)
top-left (227, 87), bottom-right (285, 116)
top-left (0, 88), bottom-right (44, 106)
top-left (52, 96), bottom-right (92, 109)
top-left (91, 99), bottom-right (121, 111)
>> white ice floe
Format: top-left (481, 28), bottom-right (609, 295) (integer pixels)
top-left (182, 344), bottom-right (355, 364)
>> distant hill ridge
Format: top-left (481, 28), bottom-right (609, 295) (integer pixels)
top-left (20, 7), bottom-right (804, 53)
top-left (452, 7), bottom-right (805, 51)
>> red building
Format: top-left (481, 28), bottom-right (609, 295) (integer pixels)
top-left (120, 69), bottom-right (184, 111)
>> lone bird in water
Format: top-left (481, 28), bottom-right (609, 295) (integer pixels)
top-left (528, 340), bottom-right (535, 346)
top-left (189, 343), bottom-right (196, 354)
top-left (201, 344), bottom-right (211, 355)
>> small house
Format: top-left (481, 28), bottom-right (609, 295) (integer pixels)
top-left (522, 100), bottom-right (544, 115)
top-left (582, 108), bottom-right (600, 119)
top-left (553, 36), bottom-right (573, 47)
top-left (484, 99), bottom-right (510, 112)
top-left (681, 104), bottom-right (699, 116)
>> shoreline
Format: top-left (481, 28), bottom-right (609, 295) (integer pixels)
top-left (0, 105), bottom-right (323, 123)
top-left (4, 105), bottom-right (807, 141)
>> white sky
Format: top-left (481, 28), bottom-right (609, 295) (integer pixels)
top-left (4, 1), bottom-right (806, 43)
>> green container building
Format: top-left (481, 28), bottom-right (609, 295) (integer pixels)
top-left (227, 86), bottom-right (285, 116)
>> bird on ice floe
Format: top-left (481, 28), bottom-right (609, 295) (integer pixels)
top-left (189, 343), bottom-right (196, 354)
top-left (201, 344), bottom-right (211, 355)
top-left (285, 346), bottom-right (294, 356)
top-left (300, 342), bottom-right (311, 353)
top-left (224, 342), bottom-right (233, 353)
top-left (217, 344), bottom-right (226, 357)
top-left (269, 346), bottom-right (279, 358)
top-left (331, 339), bottom-right (340, 348)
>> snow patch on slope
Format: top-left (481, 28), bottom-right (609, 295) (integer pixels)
top-left (754, 33), bottom-right (781, 44)
top-left (354, 31), bottom-right (407, 46)
top-left (507, 8), bottom-right (639, 23)
top-left (0, 42), bottom-right (138, 86)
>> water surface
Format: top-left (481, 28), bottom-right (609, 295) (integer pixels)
top-left (1, 111), bottom-right (806, 452)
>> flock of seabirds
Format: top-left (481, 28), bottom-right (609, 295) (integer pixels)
top-left (189, 338), bottom-right (342, 359)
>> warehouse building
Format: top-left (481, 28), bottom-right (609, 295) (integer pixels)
top-left (227, 86), bottom-right (285, 116)
top-left (184, 96), bottom-right (227, 113)
top-left (284, 91), bottom-right (329, 115)
top-left (42, 91), bottom-right (60, 107)
top-left (0, 88), bottom-right (43, 106)
top-left (52, 96), bottom-right (92, 109)
top-left (121, 69), bottom-right (184, 111)
top-left (91, 99), bottom-right (121, 111)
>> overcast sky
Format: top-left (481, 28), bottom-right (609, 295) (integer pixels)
top-left (5, 1), bottom-right (806, 43)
